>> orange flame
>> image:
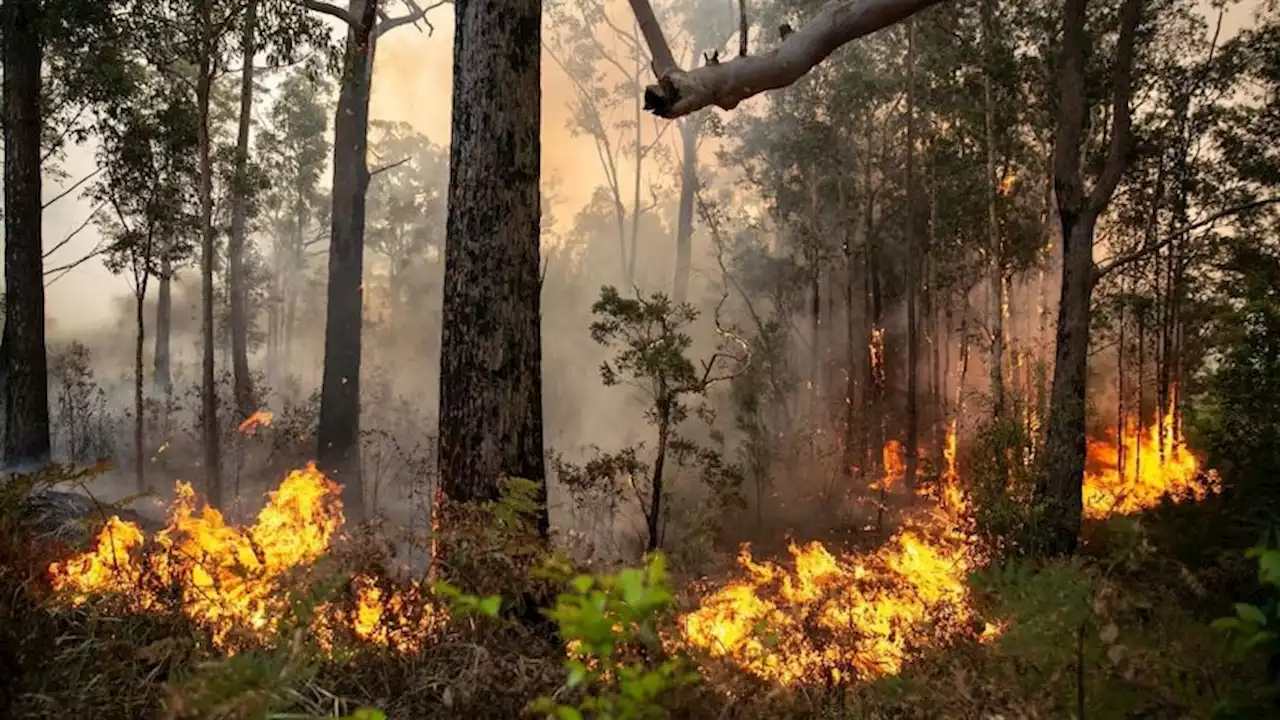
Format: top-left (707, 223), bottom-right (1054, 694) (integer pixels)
top-left (238, 410), bottom-right (274, 435)
top-left (47, 463), bottom-right (441, 652)
top-left (1083, 408), bottom-right (1213, 518)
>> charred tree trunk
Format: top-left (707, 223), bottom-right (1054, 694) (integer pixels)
top-left (229, 0), bottom-right (258, 418)
top-left (672, 112), bottom-right (698, 305)
top-left (982, 0), bottom-right (1004, 420)
top-left (317, 0), bottom-right (379, 524)
top-left (438, 0), bottom-right (549, 535)
top-left (647, 389), bottom-right (671, 552)
top-left (1, 0), bottom-right (50, 470)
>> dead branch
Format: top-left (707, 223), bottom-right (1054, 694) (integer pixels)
top-left (628, 0), bottom-right (947, 119)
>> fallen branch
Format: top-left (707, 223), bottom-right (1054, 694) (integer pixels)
top-left (627, 0), bottom-right (947, 118)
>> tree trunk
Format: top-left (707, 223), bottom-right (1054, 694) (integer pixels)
top-left (1, 0), bottom-right (50, 470)
top-left (671, 113), bottom-right (698, 305)
top-left (438, 0), bottom-right (548, 535)
top-left (647, 398), bottom-right (670, 552)
top-left (317, 0), bottom-right (378, 524)
top-left (134, 288), bottom-right (147, 493)
top-left (197, 53), bottom-right (222, 507)
top-left (1037, 0), bottom-right (1142, 556)
top-left (903, 19), bottom-right (918, 492)
top-left (1039, 215), bottom-right (1095, 554)
top-left (154, 257), bottom-right (173, 397)
top-left (982, 0), bottom-right (1004, 420)
top-left (229, 0), bottom-right (258, 418)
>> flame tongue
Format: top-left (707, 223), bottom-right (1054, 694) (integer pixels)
top-left (49, 463), bottom-right (344, 648)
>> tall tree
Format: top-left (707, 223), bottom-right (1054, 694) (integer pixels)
top-left (302, 0), bottom-right (440, 523)
top-left (438, 0), bottom-right (548, 533)
top-left (1037, 0), bottom-right (1143, 556)
top-left (228, 0), bottom-right (259, 418)
top-left (2, 0), bottom-right (50, 470)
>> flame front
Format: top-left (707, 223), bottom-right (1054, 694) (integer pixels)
top-left (1083, 407), bottom-right (1210, 518)
top-left (682, 459), bottom-right (979, 685)
top-left (46, 463), bottom-right (435, 650)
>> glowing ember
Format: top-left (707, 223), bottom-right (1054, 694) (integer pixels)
top-left (1083, 408), bottom-right (1212, 518)
top-left (872, 440), bottom-right (906, 492)
top-left (238, 410), bottom-right (274, 435)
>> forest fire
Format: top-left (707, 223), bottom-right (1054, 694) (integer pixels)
top-left (44, 409), bottom-right (1215, 678)
top-left (238, 409), bottom-right (274, 434)
top-left (681, 441), bottom-right (981, 685)
top-left (1082, 409), bottom-right (1211, 518)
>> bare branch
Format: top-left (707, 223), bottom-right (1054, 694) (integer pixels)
top-left (370, 156), bottom-right (412, 176)
top-left (42, 167), bottom-right (103, 210)
top-left (629, 0), bottom-right (946, 119)
top-left (1094, 196), bottom-right (1280, 282)
top-left (298, 0), bottom-right (358, 27)
top-left (376, 0), bottom-right (449, 38)
top-left (43, 201), bottom-right (106, 260)
top-left (739, 0), bottom-right (748, 56)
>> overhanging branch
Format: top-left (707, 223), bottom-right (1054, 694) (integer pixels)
top-left (298, 0), bottom-right (358, 27)
top-left (627, 0), bottom-right (947, 119)
top-left (1093, 196), bottom-right (1280, 282)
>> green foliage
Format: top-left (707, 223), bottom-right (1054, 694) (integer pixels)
top-left (1211, 535), bottom-right (1280, 715)
top-left (530, 554), bottom-right (699, 720)
top-left (965, 414), bottom-right (1047, 559)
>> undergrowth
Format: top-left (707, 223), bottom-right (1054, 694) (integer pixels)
top-left (1, 463), bottom-right (1274, 719)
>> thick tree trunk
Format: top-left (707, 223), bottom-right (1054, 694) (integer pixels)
top-left (317, 0), bottom-right (378, 524)
top-left (671, 114), bottom-right (698, 305)
top-left (197, 49), bottom-right (222, 507)
top-left (229, 0), bottom-right (258, 418)
top-left (438, 0), bottom-right (548, 535)
top-left (154, 258), bottom-right (173, 397)
top-left (1, 0), bottom-right (50, 470)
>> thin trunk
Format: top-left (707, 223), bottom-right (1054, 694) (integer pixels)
top-left (154, 257), bottom-right (173, 397)
top-left (134, 283), bottom-right (148, 494)
top-left (904, 19), bottom-right (919, 491)
top-left (438, 0), bottom-right (549, 535)
top-left (1, 0), bottom-right (50, 469)
top-left (841, 175), bottom-right (858, 482)
top-left (647, 399), bottom-right (670, 552)
top-left (1116, 287), bottom-right (1126, 483)
top-left (627, 19), bottom-right (643, 285)
top-left (982, 0), bottom-right (1004, 419)
top-left (1136, 304), bottom-right (1145, 479)
top-left (229, 0), bottom-right (258, 418)
top-left (196, 4), bottom-right (222, 507)
top-left (671, 109), bottom-right (698, 304)
top-left (317, 0), bottom-right (379, 524)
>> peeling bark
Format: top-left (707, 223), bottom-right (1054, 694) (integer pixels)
top-left (629, 0), bottom-right (946, 119)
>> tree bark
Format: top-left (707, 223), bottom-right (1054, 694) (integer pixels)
top-left (671, 113), bottom-right (698, 304)
top-left (229, 0), bottom-right (258, 418)
top-left (134, 284), bottom-right (148, 494)
top-left (197, 33), bottom-right (222, 507)
top-left (1, 0), bottom-right (50, 470)
top-left (983, 0), bottom-right (1005, 420)
top-left (631, 0), bottom-right (947, 119)
top-left (438, 0), bottom-right (548, 535)
top-left (317, 0), bottom-right (378, 524)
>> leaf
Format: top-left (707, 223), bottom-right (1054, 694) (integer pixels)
top-left (479, 596), bottom-right (502, 618)
top-left (348, 709), bottom-right (386, 720)
top-left (1235, 603), bottom-right (1267, 626)
top-left (1210, 617), bottom-right (1242, 632)
top-left (556, 707), bottom-right (584, 720)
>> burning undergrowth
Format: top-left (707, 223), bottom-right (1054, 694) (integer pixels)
top-left (13, 409), bottom-right (1223, 717)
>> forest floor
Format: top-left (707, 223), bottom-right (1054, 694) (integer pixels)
top-left (0, 463), bottom-right (1274, 720)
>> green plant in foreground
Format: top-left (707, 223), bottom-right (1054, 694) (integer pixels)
top-left (530, 553), bottom-right (700, 720)
top-left (1213, 534), bottom-right (1280, 664)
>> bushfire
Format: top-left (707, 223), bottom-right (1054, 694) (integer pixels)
top-left (45, 411), bottom-right (1213, 683)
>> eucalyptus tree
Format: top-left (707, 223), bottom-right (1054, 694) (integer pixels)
top-left (300, 0), bottom-right (446, 523)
